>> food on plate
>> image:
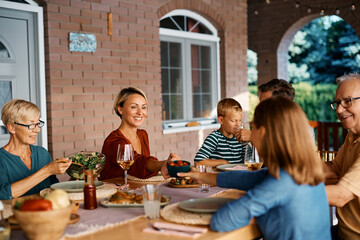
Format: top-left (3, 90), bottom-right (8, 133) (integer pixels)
top-left (108, 191), bottom-right (167, 204)
top-left (44, 189), bottom-right (71, 210)
top-left (19, 199), bottom-right (53, 211)
top-left (169, 176), bottom-right (197, 186)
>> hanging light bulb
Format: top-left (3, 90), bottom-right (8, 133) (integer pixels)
top-left (295, 1), bottom-right (300, 8)
top-left (266, 0), bottom-right (271, 4)
top-left (254, 10), bottom-right (259, 15)
top-left (307, 7), bottom-right (312, 13)
top-left (335, 8), bottom-right (340, 15)
top-left (320, 9), bottom-right (325, 15)
top-left (351, 4), bottom-right (356, 11)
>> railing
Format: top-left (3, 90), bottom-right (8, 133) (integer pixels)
top-left (309, 121), bottom-right (348, 151)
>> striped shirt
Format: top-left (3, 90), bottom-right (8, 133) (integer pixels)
top-left (194, 130), bottom-right (248, 164)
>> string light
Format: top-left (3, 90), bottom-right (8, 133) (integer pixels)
top-left (252, 1), bottom-right (358, 18)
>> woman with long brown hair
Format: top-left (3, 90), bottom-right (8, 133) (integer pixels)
top-left (101, 87), bottom-right (180, 180)
top-left (179, 96), bottom-right (330, 239)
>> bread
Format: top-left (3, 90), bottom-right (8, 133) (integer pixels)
top-left (186, 121), bottom-right (200, 127)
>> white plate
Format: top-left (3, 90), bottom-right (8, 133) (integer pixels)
top-left (50, 180), bottom-right (103, 193)
top-left (178, 198), bottom-right (234, 213)
top-left (100, 195), bottom-right (171, 208)
top-left (216, 163), bottom-right (248, 171)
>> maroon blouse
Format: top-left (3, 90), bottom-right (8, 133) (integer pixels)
top-left (100, 129), bottom-right (159, 180)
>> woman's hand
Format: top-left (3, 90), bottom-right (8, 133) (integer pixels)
top-left (178, 167), bottom-right (218, 186)
top-left (160, 153), bottom-right (181, 179)
top-left (46, 158), bottom-right (72, 175)
top-left (167, 153), bottom-right (180, 161)
top-left (160, 161), bottom-right (170, 179)
top-left (235, 129), bottom-right (251, 142)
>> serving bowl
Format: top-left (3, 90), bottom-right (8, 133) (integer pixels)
top-left (66, 151), bottom-right (105, 180)
top-left (13, 203), bottom-right (73, 240)
top-left (167, 160), bottom-right (191, 178)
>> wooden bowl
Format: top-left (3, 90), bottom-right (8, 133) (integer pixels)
top-left (13, 203), bottom-right (73, 240)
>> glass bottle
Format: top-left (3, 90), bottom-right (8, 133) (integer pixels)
top-left (0, 201), bottom-right (11, 240)
top-left (83, 170), bottom-right (97, 210)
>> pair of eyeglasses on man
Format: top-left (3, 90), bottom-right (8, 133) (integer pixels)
top-left (14, 120), bottom-right (45, 130)
top-left (330, 97), bottom-right (360, 110)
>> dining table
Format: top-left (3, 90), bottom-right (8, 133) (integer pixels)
top-left (9, 176), bottom-right (262, 240)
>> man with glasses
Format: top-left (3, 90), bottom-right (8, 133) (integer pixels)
top-left (326, 73), bottom-right (360, 239)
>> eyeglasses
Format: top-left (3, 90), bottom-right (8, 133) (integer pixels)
top-left (14, 120), bottom-right (45, 130)
top-left (330, 97), bottom-right (360, 110)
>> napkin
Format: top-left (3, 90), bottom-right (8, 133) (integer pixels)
top-left (143, 222), bottom-right (208, 238)
top-left (225, 165), bottom-right (248, 171)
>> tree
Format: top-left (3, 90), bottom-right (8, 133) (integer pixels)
top-left (288, 16), bottom-right (360, 84)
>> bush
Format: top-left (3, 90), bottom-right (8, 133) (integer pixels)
top-left (249, 83), bottom-right (338, 122)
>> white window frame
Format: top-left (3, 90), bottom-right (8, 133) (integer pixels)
top-left (160, 9), bottom-right (221, 134)
top-left (0, 0), bottom-right (48, 148)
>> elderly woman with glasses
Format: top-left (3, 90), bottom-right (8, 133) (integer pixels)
top-left (0, 99), bottom-right (72, 200)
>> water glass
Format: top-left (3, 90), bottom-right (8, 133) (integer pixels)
top-left (197, 165), bottom-right (210, 193)
top-left (141, 184), bottom-right (161, 220)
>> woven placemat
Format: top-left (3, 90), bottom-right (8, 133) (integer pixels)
top-left (40, 185), bottom-right (117, 202)
top-left (127, 174), bottom-right (169, 182)
top-left (160, 202), bottom-right (212, 225)
top-left (3, 202), bottom-right (13, 219)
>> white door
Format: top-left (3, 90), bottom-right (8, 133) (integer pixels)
top-left (0, 6), bottom-right (44, 147)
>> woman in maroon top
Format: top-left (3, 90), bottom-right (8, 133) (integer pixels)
top-left (101, 87), bottom-right (180, 180)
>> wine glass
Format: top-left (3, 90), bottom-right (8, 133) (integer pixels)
top-left (117, 144), bottom-right (134, 189)
top-left (244, 142), bottom-right (263, 171)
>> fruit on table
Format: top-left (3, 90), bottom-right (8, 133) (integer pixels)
top-left (20, 199), bottom-right (52, 211)
top-left (44, 189), bottom-right (70, 210)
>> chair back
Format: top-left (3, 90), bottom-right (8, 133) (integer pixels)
top-left (309, 121), bottom-right (348, 151)
top-left (318, 150), bottom-right (337, 162)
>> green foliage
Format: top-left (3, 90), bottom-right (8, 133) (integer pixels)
top-left (248, 83), bottom-right (338, 122)
top-left (247, 49), bottom-right (258, 85)
top-left (293, 82), bottom-right (338, 121)
top-left (288, 16), bottom-right (360, 84)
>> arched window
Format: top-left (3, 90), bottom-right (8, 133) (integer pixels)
top-left (160, 10), bottom-right (220, 132)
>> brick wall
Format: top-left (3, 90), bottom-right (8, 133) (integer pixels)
top-left (248, 0), bottom-right (360, 85)
top-left (41, 0), bottom-right (248, 162)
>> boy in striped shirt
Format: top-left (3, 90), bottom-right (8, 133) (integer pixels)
top-left (194, 98), bottom-right (249, 167)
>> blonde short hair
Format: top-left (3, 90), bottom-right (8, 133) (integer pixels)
top-left (253, 96), bottom-right (324, 186)
top-left (113, 87), bottom-right (147, 118)
top-left (217, 98), bottom-right (242, 117)
top-left (1, 99), bottom-right (40, 125)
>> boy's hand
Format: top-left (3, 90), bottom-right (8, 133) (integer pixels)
top-left (235, 129), bottom-right (251, 142)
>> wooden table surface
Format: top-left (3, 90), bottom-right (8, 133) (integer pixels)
top-left (63, 178), bottom-right (262, 240)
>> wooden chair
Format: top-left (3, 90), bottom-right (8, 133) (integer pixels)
top-left (318, 150), bottom-right (337, 162)
top-left (309, 121), bottom-right (348, 151)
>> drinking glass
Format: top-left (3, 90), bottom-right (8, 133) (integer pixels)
top-left (244, 142), bottom-right (263, 171)
top-left (197, 165), bottom-right (210, 193)
top-left (117, 144), bottom-right (134, 189)
top-left (142, 184), bottom-right (161, 220)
